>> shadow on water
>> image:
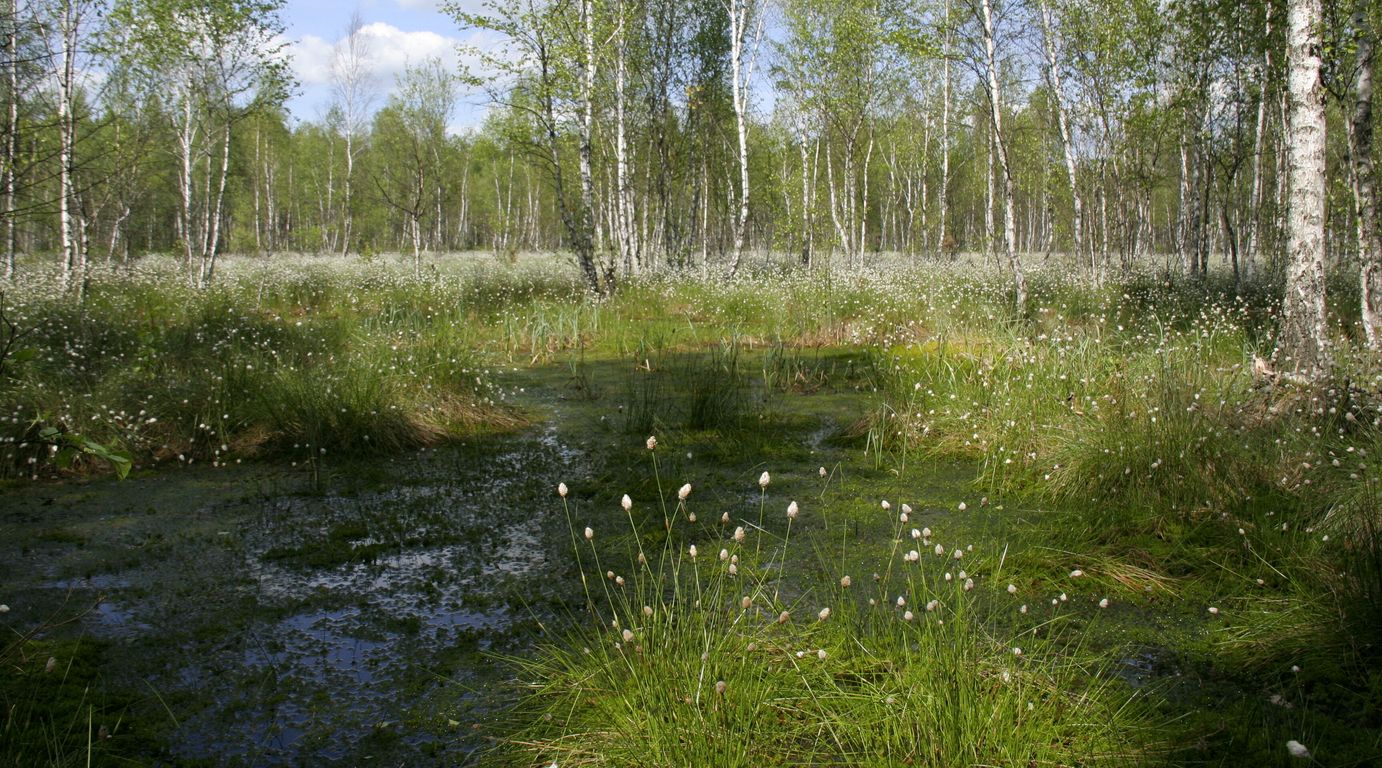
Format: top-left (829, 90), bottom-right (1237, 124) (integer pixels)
top-left (0, 347), bottom-right (978, 765)
top-left (0, 414), bottom-right (591, 765)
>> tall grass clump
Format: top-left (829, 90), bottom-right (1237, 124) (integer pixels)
top-left (0, 257), bottom-right (526, 478)
top-left (495, 438), bottom-right (1152, 767)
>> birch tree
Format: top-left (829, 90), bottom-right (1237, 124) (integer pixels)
top-left (330, 10), bottom-right (374, 256)
top-left (1275, 0), bottom-right (1329, 376)
top-left (724, 0), bottom-right (762, 277)
top-left (977, 0), bottom-right (1027, 312)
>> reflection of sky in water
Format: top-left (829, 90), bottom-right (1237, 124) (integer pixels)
top-left (27, 424), bottom-right (579, 766)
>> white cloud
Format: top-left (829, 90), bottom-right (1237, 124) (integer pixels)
top-left (289, 22), bottom-right (467, 88)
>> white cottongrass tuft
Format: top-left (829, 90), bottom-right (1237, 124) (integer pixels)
top-left (688, 544), bottom-right (698, 559)
top-left (1099, 598), bottom-right (1110, 609)
top-left (818, 607), bottom-right (831, 621)
top-left (558, 482), bottom-right (568, 497)
top-left (622, 629), bottom-right (634, 643)
top-left (1007, 583), bottom-right (1018, 594)
top-left (840, 575), bottom-right (852, 588)
top-left (733, 526), bottom-right (746, 543)
top-left (903, 610), bottom-right (915, 621)
top-left (678, 483), bottom-right (691, 500)
top-left (621, 494), bottom-right (632, 511)
top-left (817, 649), bottom-right (827, 660)
top-left (643, 605), bottom-right (653, 616)
top-left (584, 526), bottom-right (594, 540)
top-left (719, 548), bottom-right (729, 561)
top-left (787, 501), bottom-right (799, 519)
top-left (819, 466), bottom-right (827, 477)
top-left (1208, 606), bottom-right (1220, 615)
top-left (1070, 569), bottom-right (1084, 578)
top-left (1286, 740), bottom-right (1311, 759)
top-left (958, 502), bottom-right (967, 511)
top-left (759, 471), bottom-right (771, 488)
top-left (777, 610), bottom-right (791, 624)
top-left (646, 436), bottom-right (657, 450)
top-left (715, 680), bottom-right (727, 695)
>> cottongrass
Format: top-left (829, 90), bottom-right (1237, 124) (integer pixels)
top-left (494, 438), bottom-right (1152, 767)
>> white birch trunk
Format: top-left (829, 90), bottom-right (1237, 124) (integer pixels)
top-left (1275, 0), bottom-right (1330, 376)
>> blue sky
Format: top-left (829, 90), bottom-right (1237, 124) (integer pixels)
top-left (279, 0), bottom-right (501, 133)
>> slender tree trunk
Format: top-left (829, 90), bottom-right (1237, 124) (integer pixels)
top-left (3, 0), bottom-right (17, 280)
top-left (56, 0), bottom-right (78, 291)
top-left (1347, 8), bottom-right (1382, 348)
top-left (1275, 0), bottom-right (1330, 376)
top-left (981, 0), bottom-right (1025, 312)
top-left (614, 0), bottom-right (635, 277)
top-left (1039, 0), bottom-right (1083, 263)
top-left (579, 0), bottom-right (603, 292)
top-left (725, 0), bottom-right (759, 278)
top-left (939, 0), bottom-right (951, 254)
top-left (200, 119), bottom-right (233, 288)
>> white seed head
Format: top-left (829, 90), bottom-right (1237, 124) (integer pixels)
top-left (778, 610), bottom-right (790, 624)
top-left (958, 502), bottom-right (967, 511)
top-left (733, 526), bottom-right (746, 543)
top-left (1070, 569), bottom-right (1084, 578)
top-left (817, 649), bottom-right (827, 660)
top-left (714, 680), bottom-right (726, 695)
top-left (1208, 606), bottom-right (1220, 615)
top-left (720, 512), bottom-right (730, 524)
top-left (881, 500), bottom-right (891, 511)
top-left (719, 548), bottom-right (729, 561)
top-left (840, 575), bottom-right (852, 588)
top-left (759, 471), bottom-right (771, 488)
top-left (1099, 598), bottom-right (1110, 609)
top-left (621, 494), bottom-right (633, 511)
top-left (646, 436), bottom-right (657, 450)
top-left (622, 629), bottom-right (634, 643)
top-left (819, 466), bottom-right (827, 477)
top-left (643, 605), bottom-right (654, 617)
top-left (557, 482), bottom-right (568, 497)
top-left (688, 544), bottom-right (698, 559)
top-left (741, 596), bottom-right (752, 610)
top-left (1286, 741), bottom-right (1311, 759)
top-left (678, 483), bottom-right (692, 500)
top-left (818, 607), bottom-right (831, 621)
top-left (787, 500), bottom-right (799, 519)
top-left (903, 610), bottom-right (915, 621)
top-left (584, 526), bottom-right (594, 540)
top-left (1007, 584), bottom-right (1018, 594)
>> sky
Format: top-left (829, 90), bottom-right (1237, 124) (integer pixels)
top-left (279, 0), bottom-right (502, 134)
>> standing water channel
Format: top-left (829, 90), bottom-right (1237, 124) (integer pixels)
top-left (1, 412), bottom-right (589, 764)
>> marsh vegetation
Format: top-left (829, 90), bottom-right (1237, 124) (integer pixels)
top-left (1, 252), bottom-right (1380, 766)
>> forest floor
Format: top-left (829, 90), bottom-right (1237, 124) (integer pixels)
top-left (1, 252), bottom-right (1380, 766)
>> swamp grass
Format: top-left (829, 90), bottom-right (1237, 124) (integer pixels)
top-left (3, 251), bottom-right (1382, 765)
